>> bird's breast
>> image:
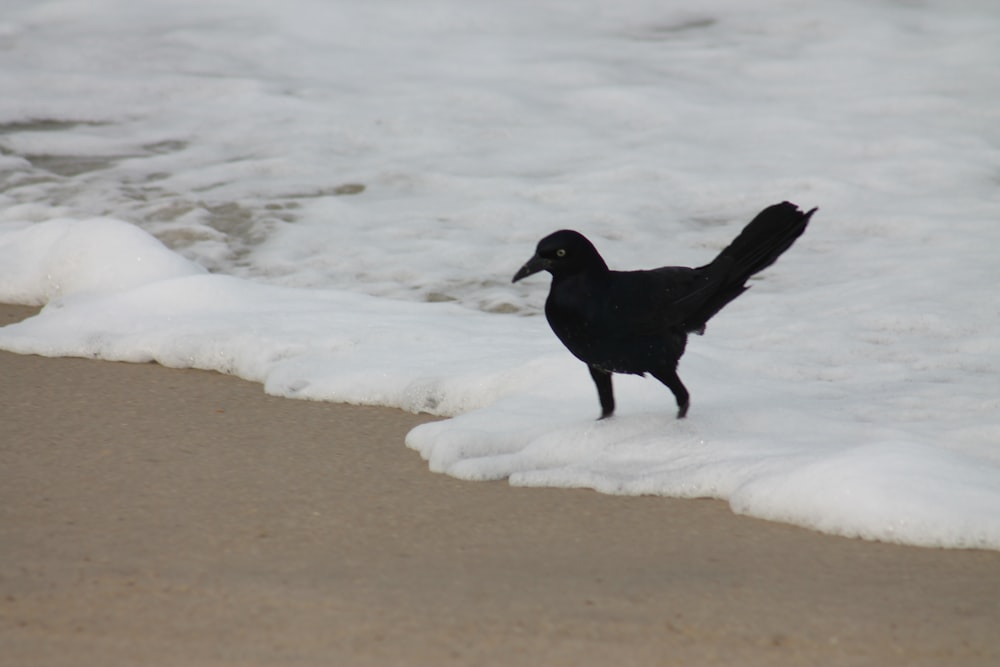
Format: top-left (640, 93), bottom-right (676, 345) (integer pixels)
top-left (545, 280), bottom-right (629, 367)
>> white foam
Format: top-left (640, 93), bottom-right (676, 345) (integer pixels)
top-left (0, 218), bottom-right (203, 305)
top-left (2, 0), bottom-right (1000, 549)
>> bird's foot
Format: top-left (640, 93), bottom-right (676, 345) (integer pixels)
top-left (676, 401), bottom-right (689, 419)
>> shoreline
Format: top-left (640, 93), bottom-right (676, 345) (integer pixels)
top-left (1, 302), bottom-right (998, 666)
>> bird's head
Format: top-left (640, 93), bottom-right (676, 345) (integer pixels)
top-left (512, 229), bottom-right (608, 283)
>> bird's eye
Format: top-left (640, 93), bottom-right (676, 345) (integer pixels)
top-left (556, 248), bottom-right (567, 258)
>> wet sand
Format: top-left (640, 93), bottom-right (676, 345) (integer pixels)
top-left (1, 302), bottom-right (998, 666)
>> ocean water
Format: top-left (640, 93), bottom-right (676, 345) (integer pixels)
top-left (1, 0), bottom-right (999, 549)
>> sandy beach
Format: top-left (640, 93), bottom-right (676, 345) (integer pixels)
top-left (1, 302), bottom-right (997, 666)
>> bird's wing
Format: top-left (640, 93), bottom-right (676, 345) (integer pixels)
top-left (609, 266), bottom-right (723, 335)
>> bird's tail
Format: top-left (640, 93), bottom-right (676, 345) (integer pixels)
top-left (717, 201), bottom-right (815, 281)
top-left (684, 201), bottom-right (815, 331)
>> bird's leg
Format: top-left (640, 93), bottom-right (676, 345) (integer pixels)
top-left (651, 368), bottom-right (690, 419)
top-left (588, 365), bottom-right (615, 419)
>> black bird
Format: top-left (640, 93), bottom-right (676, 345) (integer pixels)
top-left (512, 201), bottom-right (815, 419)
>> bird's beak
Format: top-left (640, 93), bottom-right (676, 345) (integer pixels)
top-left (512, 253), bottom-right (549, 283)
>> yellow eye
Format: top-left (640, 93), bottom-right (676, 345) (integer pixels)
top-left (556, 248), bottom-right (567, 257)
